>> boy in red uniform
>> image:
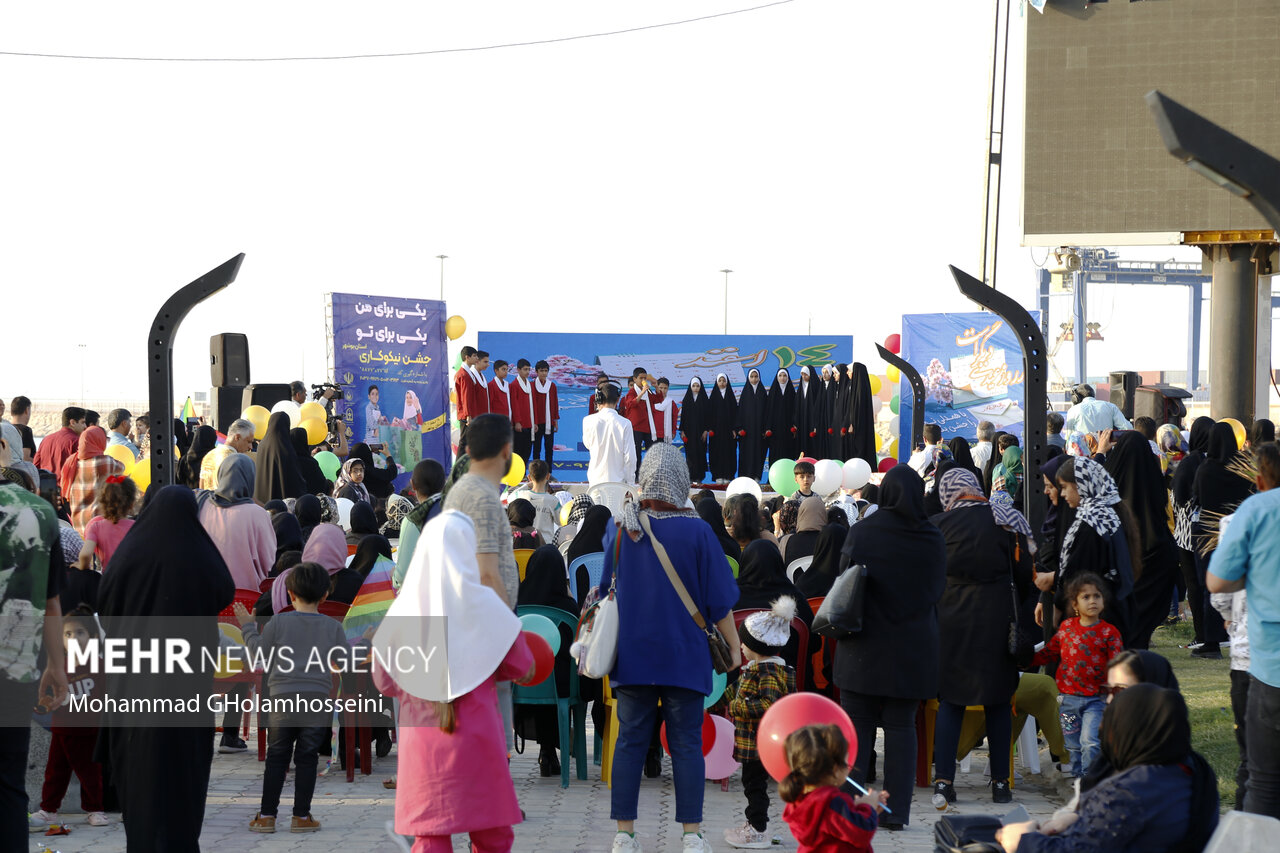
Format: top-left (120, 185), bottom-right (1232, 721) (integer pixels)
top-left (488, 360), bottom-right (513, 420)
top-left (652, 378), bottom-right (678, 444)
top-left (621, 367), bottom-right (657, 479)
top-left (458, 350), bottom-right (490, 453)
top-left (531, 360), bottom-right (559, 469)
top-left (509, 359), bottom-right (536, 462)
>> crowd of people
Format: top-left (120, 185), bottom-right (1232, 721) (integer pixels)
top-left (2, 382), bottom-right (1279, 852)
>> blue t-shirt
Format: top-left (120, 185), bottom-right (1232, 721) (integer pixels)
top-left (600, 514), bottom-right (740, 695)
top-left (1209, 488), bottom-right (1280, 688)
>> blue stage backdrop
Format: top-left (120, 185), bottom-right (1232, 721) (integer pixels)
top-left (898, 312), bottom-right (1038, 459)
top-left (329, 293), bottom-right (450, 488)
top-left (477, 331), bottom-right (854, 481)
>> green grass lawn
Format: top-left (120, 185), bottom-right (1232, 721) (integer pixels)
top-left (1149, 618), bottom-right (1240, 810)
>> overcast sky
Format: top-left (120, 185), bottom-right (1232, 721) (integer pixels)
top-left (1, 1), bottom-right (1269, 407)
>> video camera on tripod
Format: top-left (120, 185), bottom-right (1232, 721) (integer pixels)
top-left (309, 382), bottom-right (350, 451)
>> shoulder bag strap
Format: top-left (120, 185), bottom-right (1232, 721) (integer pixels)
top-left (638, 513), bottom-right (709, 631)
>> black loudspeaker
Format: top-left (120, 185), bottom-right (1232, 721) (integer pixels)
top-left (1135, 384), bottom-right (1194, 429)
top-left (210, 386), bottom-right (245, 434)
top-left (241, 384), bottom-right (291, 415)
top-left (211, 333), bottom-right (250, 387)
top-left (1109, 371), bottom-right (1140, 420)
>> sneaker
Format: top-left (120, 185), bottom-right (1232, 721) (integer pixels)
top-left (376, 729), bottom-right (393, 758)
top-left (219, 734), bottom-right (249, 753)
top-left (291, 814), bottom-right (321, 832)
top-left (87, 812), bottom-right (110, 826)
top-left (249, 813), bottom-right (276, 833)
top-left (683, 833), bottom-right (713, 852)
top-left (931, 780), bottom-right (956, 810)
top-left (992, 779), bottom-right (1013, 803)
top-left (1190, 646), bottom-right (1223, 659)
top-left (611, 831), bottom-right (642, 852)
top-left (723, 821), bottom-right (770, 849)
top-left (28, 810), bottom-right (55, 832)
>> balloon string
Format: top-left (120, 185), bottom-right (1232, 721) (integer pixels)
top-left (846, 777), bottom-right (892, 815)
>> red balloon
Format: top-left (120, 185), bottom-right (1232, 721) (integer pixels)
top-left (885, 333), bottom-right (901, 354)
top-left (877, 458), bottom-right (897, 474)
top-left (516, 631), bottom-right (554, 686)
top-left (660, 711), bottom-right (717, 757)
top-left (798, 456), bottom-right (817, 465)
top-left (757, 693), bottom-right (858, 782)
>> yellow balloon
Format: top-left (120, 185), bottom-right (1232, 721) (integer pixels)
top-left (243, 405), bottom-right (271, 440)
top-left (1219, 417), bottom-right (1246, 451)
top-left (105, 444), bottom-right (135, 474)
top-left (560, 501), bottom-right (573, 526)
top-left (501, 453), bottom-right (526, 488)
top-left (130, 461), bottom-right (151, 491)
top-left (887, 439), bottom-right (898, 458)
top-left (299, 401), bottom-right (327, 422)
top-left (868, 374), bottom-right (882, 395)
top-left (874, 433), bottom-right (883, 452)
top-left (214, 623), bottom-right (245, 679)
top-left (450, 389), bottom-right (458, 406)
top-left (300, 418), bottom-right (328, 445)
top-left (886, 365), bottom-right (901, 384)
top-left (445, 315), bottom-right (467, 341)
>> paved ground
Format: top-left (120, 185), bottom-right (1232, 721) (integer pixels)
top-left (25, 715), bottom-right (1070, 853)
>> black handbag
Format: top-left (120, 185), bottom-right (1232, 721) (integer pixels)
top-left (1006, 533), bottom-right (1036, 668)
top-left (934, 814), bottom-right (1003, 853)
top-left (812, 554), bottom-right (866, 639)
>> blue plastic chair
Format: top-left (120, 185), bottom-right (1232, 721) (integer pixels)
top-left (567, 552), bottom-right (607, 603)
top-left (512, 605), bottom-right (588, 788)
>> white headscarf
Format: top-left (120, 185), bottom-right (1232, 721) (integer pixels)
top-left (371, 510), bottom-right (520, 702)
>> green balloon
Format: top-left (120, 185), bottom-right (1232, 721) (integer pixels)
top-left (314, 450), bottom-right (341, 480)
top-left (890, 395), bottom-right (900, 415)
top-left (768, 458), bottom-right (797, 496)
top-left (452, 353), bottom-right (463, 371)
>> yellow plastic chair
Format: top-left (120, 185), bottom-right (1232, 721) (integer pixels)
top-left (514, 548), bottom-right (535, 582)
top-left (920, 699), bottom-right (1017, 790)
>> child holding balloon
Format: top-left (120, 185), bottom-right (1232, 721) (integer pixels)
top-left (779, 724), bottom-right (887, 853)
top-left (725, 597), bottom-right (798, 849)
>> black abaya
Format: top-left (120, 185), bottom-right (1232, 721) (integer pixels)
top-left (95, 486), bottom-right (234, 852)
top-left (794, 523), bottom-right (848, 598)
top-left (845, 363), bottom-right (877, 465)
top-left (177, 425), bottom-right (217, 489)
top-left (734, 539), bottom-right (814, 669)
top-left (695, 497), bottom-right (742, 562)
top-left (737, 373), bottom-right (769, 482)
top-left (253, 412), bottom-right (306, 504)
top-left (291, 428), bottom-right (331, 495)
top-left (708, 379), bottom-right (739, 481)
top-left (679, 380), bottom-right (711, 483)
top-left (825, 366), bottom-right (851, 460)
top-left (794, 368), bottom-right (824, 459)
top-left (763, 370), bottom-right (797, 469)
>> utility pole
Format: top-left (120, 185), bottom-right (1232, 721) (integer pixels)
top-left (437, 255), bottom-right (448, 301)
top-left (720, 269), bottom-right (733, 333)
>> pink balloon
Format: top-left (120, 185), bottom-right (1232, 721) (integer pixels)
top-left (885, 333), bottom-right (901, 354)
top-left (703, 715), bottom-right (739, 780)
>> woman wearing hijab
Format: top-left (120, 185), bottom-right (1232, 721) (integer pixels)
top-left (1170, 417), bottom-right (1213, 648)
top-left (1053, 457), bottom-right (1137, 640)
top-left (825, 363), bottom-right (852, 460)
top-left (349, 533), bottom-right (393, 581)
top-left (566, 504), bottom-right (614, 608)
top-left (311, 523), bottom-right (363, 605)
top-left (293, 494), bottom-right (323, 545)
top-left (983, 431), bottom-right (1010, 495)
top-left (679, 377), bottom-right (711, 483)
top-left (763, 369), bottom-right (796, 473)
top-left (514, 545), bottom-right (579, 776)
top-left (794, 366), bottom-right (824, 460)
top-left (794, 523), bottom-right (848, 598)
top-left (552, 493), bottom-right (594, 556)
top-left (1105, 431), bottom-right (1180, 650)
top-left (172, 418), bottom-right (191, 458)
top-left (1191, 421), bottom-right (1255, 659)
top-left (335, 458), bottom-right (372, 505)
top-left (735, 539), bottom-right (815, 622)
top-left (708, 373), bottom-right (738, 483)
top-left (381, 493), bottom-right (414, 539)
top-left (96, 486), bottom-right (235, 853)
top-left (177, 425), bottom-right (218, 489)
top-left (992, 445), bottom-right (1025, 505)
top-left (346, 501), bottom-right (380, 552)
top-left (64, 426), bottom-right (125, 536)
top-left (254, 412), bottom-right (306, 504)
top-left (271, 510), bottom-right (304, 561)
top-left (834, 465), bottom-right (946, 827)
top-left (930, 468), bottom-right (1035, 807)
top-left (948, 436), bottom-right (981, 481)
top-left (291, 428), bottom-right (330, 495)
top-left (999, 684), bottom-right (1217, 853)
top-left (736, 368), bottom-right (769, 482)
top-left (844, 363), bottom-right (877, 465)
top-left (600, 443), bottom-right (740, 850)
top-left (1034, 454), bottom-right (1074, 639)
top-left (198, 454), bottom-right (275, 590)
top-left (695, 497), bottom-right (741, 562)
top-left (1105, 649), bottom-right (1180, 695)
top-left (780, 495), bottom-right (827, 566)
top-left (347, 443), bottom-right (398, 501)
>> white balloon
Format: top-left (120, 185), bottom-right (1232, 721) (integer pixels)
top-left (336, 497), bottom-right (354, 530)
top-left (842, 458), bottom-right (873, 491)
top-left (271, 399), bottom-right (303, 428)
top-left (888, 415), bottom-right (901, 437)
top-left (725, 476), bottom-right (763, 502)
top-left (556, 491), bottom-right (573, 506)
top-left (812, 459), bottom-right (842, 495)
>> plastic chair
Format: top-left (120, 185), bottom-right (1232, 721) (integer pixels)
top-left (916, 699), bottom-right (1018, 789)
top-left (512, 605), bottom-right (588, 788)
top-left (586, 482), bottom-right (636, 519)
top-left (786, 556), bottom-right (814, 584)
top-left (805, 596), bottom-right (833, 693)
top-left (567, 552), bottom-right (606, 602)
top-left (213, 589), bottom-right (265, 741)
top-left (258, 577), bottom-right (274, 594)
top-left (726, 555), bottom-right (739, 578)
top-left (318, 600), bottom-right (351, 622)
top-left (514, 548), bottom-right (535, 582)
top-left (732, 608), bottom-right (809, 689)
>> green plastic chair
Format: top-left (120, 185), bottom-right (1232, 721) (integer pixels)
top-left (727, 555), bottom-right (739, 577)
top-left (512, 605), bottom-right (588, 788)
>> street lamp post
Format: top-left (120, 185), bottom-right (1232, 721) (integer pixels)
top-left (720, 269), bottom-right (733, 334)
top-left (437, 255), bottom-right (448, 301)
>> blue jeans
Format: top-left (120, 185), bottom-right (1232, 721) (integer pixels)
top-left (1060, 694), bottom-right (1105, 777)
top-left (611, 685), bottom-right (705, 824)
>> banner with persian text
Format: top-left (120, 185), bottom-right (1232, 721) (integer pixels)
top-left (477, 331), bottom-right (853, 481)
top-left (329, 293), bottom-right (450, 487)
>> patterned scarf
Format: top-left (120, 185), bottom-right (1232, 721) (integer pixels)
top-left (381, 493), bottom-right (414, 535)
top-left (622, 441), bottom-right (690, 540)
top-left (1060, 456), bottom-right (1122, 563)
top-left (938, 468), bottom-right (1032, 538)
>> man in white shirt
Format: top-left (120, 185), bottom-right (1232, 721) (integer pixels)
top-left (971, 420), bottom-right (996, 471)
top-left (1064, 383), bottom-right (1132, 434)
top-left (908, 423), bottom-right (942, 475)
top-left (582, 384), bottom-right (636, 486)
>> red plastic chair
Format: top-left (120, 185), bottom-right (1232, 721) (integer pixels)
top-left (258, 577), bottom-right (274, 594)
top-left (214, 589), bottom-right (266, 739)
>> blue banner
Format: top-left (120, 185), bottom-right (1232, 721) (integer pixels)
top-left (898, 312), bottom-right (1038, 458)
top-left (330, 293), bottom-right (450, 488)
top-left (477, 331), bottom-right (854, 481)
